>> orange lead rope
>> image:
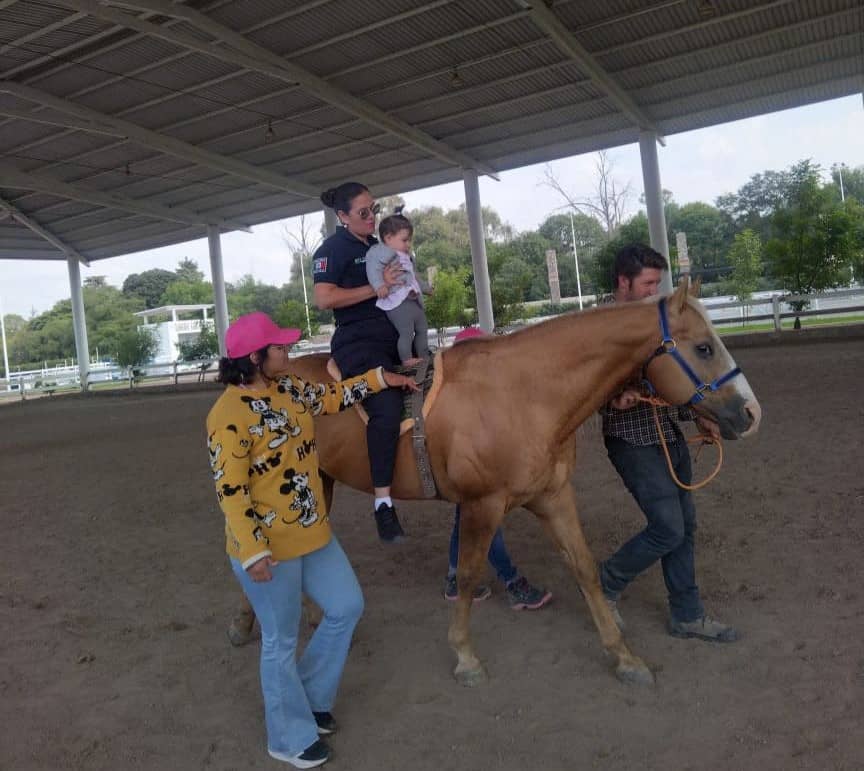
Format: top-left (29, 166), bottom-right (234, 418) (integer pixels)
top-left (635, 395), bottom-right (724, 491)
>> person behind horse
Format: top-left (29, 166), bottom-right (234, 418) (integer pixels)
top-left (206, 312), bottom-right (417, 768)
top-left (600, 244), bottom-right (737, 642)
top-left (442, 327), bottom-right (553, 610)
top-left (365, 211), bottom-right (431, 366)
top-left (312, 182), bottom-right (407, 543)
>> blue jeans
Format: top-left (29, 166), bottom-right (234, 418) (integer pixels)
top-left (230, 537), bottom-right (364, 757)
top-left (601, 436), bottom-right (704, 623)
top-left (448, 505), bottom-right (517, 584)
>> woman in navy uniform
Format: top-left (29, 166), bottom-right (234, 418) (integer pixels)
top-left (312, 182), bottom-right (407, 543)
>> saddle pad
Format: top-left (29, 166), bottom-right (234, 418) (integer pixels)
top-left (325, 357), bottom-right (442, 498)
top-left (324, 359), bottom-right (415, 435)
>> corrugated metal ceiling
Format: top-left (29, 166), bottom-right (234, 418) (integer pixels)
top-left (0, 0), bottom-right (861, 261)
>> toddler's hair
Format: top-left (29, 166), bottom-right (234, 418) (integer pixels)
top-left (379, 213), bottom-right (413, 241)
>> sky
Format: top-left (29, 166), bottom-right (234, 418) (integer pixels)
top-left (1, 94), bottom-right (862, 319)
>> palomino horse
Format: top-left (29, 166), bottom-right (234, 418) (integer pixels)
top-left (228, 279), bottom-right (761, 686)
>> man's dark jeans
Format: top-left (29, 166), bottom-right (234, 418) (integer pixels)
top-left (601, 436), bottom-right (704, 623)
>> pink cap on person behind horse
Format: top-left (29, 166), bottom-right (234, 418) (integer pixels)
top-left (454, 326), bottom-right (485, 343)
top-left (225, 312), bottom-right (302, 358)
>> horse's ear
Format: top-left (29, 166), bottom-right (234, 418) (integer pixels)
top-left (689, 275), bottom-right (702, 298)
top-left (672, 276), bottom-right (689, 313)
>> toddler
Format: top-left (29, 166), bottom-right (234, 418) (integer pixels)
top-left (365, 212), bottom-right (432, 365)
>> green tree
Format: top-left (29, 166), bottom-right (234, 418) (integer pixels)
top-left (227, 275), bottom-right (286, 318)
top-left (116, 327), bottom-right (158, 369)
top-left (123, 268), bottom-right (177, 309)
top-left (667, 202), bottom-right (735, 275)
top-left (537, 212), bottom-right (605, 296)
top-left (9, 285), bottom-right (142, 367)
top-left (273, 301), bottom-right (318, 337)
top-left (847, 198), bottom-right (864, 283)
top-left (160, 280), bottom-right (213, 306)
top-left (283, 217), bottom-right (330, 330)
top-left (717, 159), bottom-right (822, 242)
top-left (831, 164), bottom-right (864, 204)
top-left (2, 313), bottom-right (27, 336)
top-left (425, 268), bottom-right (471, 342)
top-left (177, 323), bottom-right (219, 361)
top-left (765, 171), bottom-right (859, 301)
top-left (725, 229), bottom-right (763, 322)
top-left (175, 258), bottom-right (205, 283)
top-left (591, 212), bottom-right (651, 296)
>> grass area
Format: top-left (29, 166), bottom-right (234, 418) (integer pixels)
top-left (716, 314), bottom-right (864, 335)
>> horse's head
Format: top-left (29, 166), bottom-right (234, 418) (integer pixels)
top-left (642, 279), bottom-right (761, 439)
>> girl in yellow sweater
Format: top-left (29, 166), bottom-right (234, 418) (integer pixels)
top-left (207, 312), bottom-right (416, 768)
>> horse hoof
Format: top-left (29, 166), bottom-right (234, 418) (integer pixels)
top-left (454, 666), bottom-right (488, 688)
top-left (615, 661), bottom-right (655, 687)
top-left (227, 623), bottom-right (259, 647)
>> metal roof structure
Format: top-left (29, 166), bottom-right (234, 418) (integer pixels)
top-left (0, 0), bottom-right (862, 264)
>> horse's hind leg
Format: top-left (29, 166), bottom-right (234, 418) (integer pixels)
top-left (448, 498), bottom-right (502, 687)
top-left (528, 484), bottom-right (654, 686)
top-left (226, 473), bottom-right (336, 645)
top-left (228, 594), bottom-right (258, 646)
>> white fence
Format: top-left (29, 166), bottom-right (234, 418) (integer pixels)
top-left (2, 287), bottom-right (861, 400)
top-left (701, 287), bottom-right (864, 331)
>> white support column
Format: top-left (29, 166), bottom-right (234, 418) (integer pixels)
top-left (323, 206), bottom-right (338, 237)
top-left (638, 130), bottom-right (672, 294)
top-left (207, 225), bottom-right (230, 357)
top-left (462, 168), bottom-right (494, 332)
top-left (67, 256), bottom-right (90, 389)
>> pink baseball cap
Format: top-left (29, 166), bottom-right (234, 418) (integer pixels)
top-left (225, 312), bottom-right (302, 358)
top-left (454, 326), bottom-right (485, 343)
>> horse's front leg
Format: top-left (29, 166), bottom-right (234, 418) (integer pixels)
top-left (527, 484), bottom-right (654, 686)
top-left (448, 497), bottom-right (503, 687)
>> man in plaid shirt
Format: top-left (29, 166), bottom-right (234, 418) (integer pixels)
top-left (599, 245), bottom-right (737, 643)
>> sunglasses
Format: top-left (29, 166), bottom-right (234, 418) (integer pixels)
top-left (353, 202), bottom-right (381, 220)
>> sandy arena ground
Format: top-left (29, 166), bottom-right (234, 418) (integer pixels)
top-left (1, 339), bottom-right (863, 771)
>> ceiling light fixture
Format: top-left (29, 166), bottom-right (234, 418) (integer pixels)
top-left (697, 0), bottom-right (717, 19)
top-left (450, 67), bottom-right (464, 88)
top-left (264, 119), bottom-right (275, 143)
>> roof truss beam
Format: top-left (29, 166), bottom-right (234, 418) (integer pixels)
top-left (51, 0), bottom-right (498, 177)
top-left (0, 81), bottom-right (321, 198)
top-left (0, 161), bottom-right (251, 231)
top-left (0, 195), bottom-right (90, 264)
top-left (515, 0), bottom-right (663, 142)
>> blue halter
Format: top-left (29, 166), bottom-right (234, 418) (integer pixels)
top-left (642, 298), bottom-right (742, 405)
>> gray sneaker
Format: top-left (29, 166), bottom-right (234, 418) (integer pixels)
top-left (443, 575), bottom-right (491, 602)
top-left (669, 615), bottom-right (738, 643)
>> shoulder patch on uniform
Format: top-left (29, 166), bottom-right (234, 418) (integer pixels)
top-left (313, 256), bottom-right (328, 274)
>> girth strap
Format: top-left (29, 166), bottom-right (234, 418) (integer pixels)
top-left (409, 356), bottom-right (439, 499)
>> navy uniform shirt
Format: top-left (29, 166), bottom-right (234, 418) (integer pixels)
top-left (312, 227), bottom-right (387, 327)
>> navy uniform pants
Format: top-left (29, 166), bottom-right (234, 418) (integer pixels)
top-left (331, 317), bottom-right (402, 488)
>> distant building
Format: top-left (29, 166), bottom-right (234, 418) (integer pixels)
top-left (134, 304), bottom-right (214, 362)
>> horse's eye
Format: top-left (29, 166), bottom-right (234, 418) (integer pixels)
top-left (695, 343), bottom-right (713, 358)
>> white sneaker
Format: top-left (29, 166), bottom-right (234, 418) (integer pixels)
top-left (268, 738), bottom-right (331, 768)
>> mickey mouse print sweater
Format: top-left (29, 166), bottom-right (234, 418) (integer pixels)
top-left (207, 367), bottom-right (388, 567)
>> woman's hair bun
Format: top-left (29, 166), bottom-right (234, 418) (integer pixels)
top-left (320, 188), bottom-right (337, 208)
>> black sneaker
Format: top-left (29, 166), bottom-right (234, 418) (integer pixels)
top-left (268, 738), bottom-right (331, 768)
top-left (374, 502), bottom-right (405, 543)
top-left (313, 711), bottom-right (336, 735)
